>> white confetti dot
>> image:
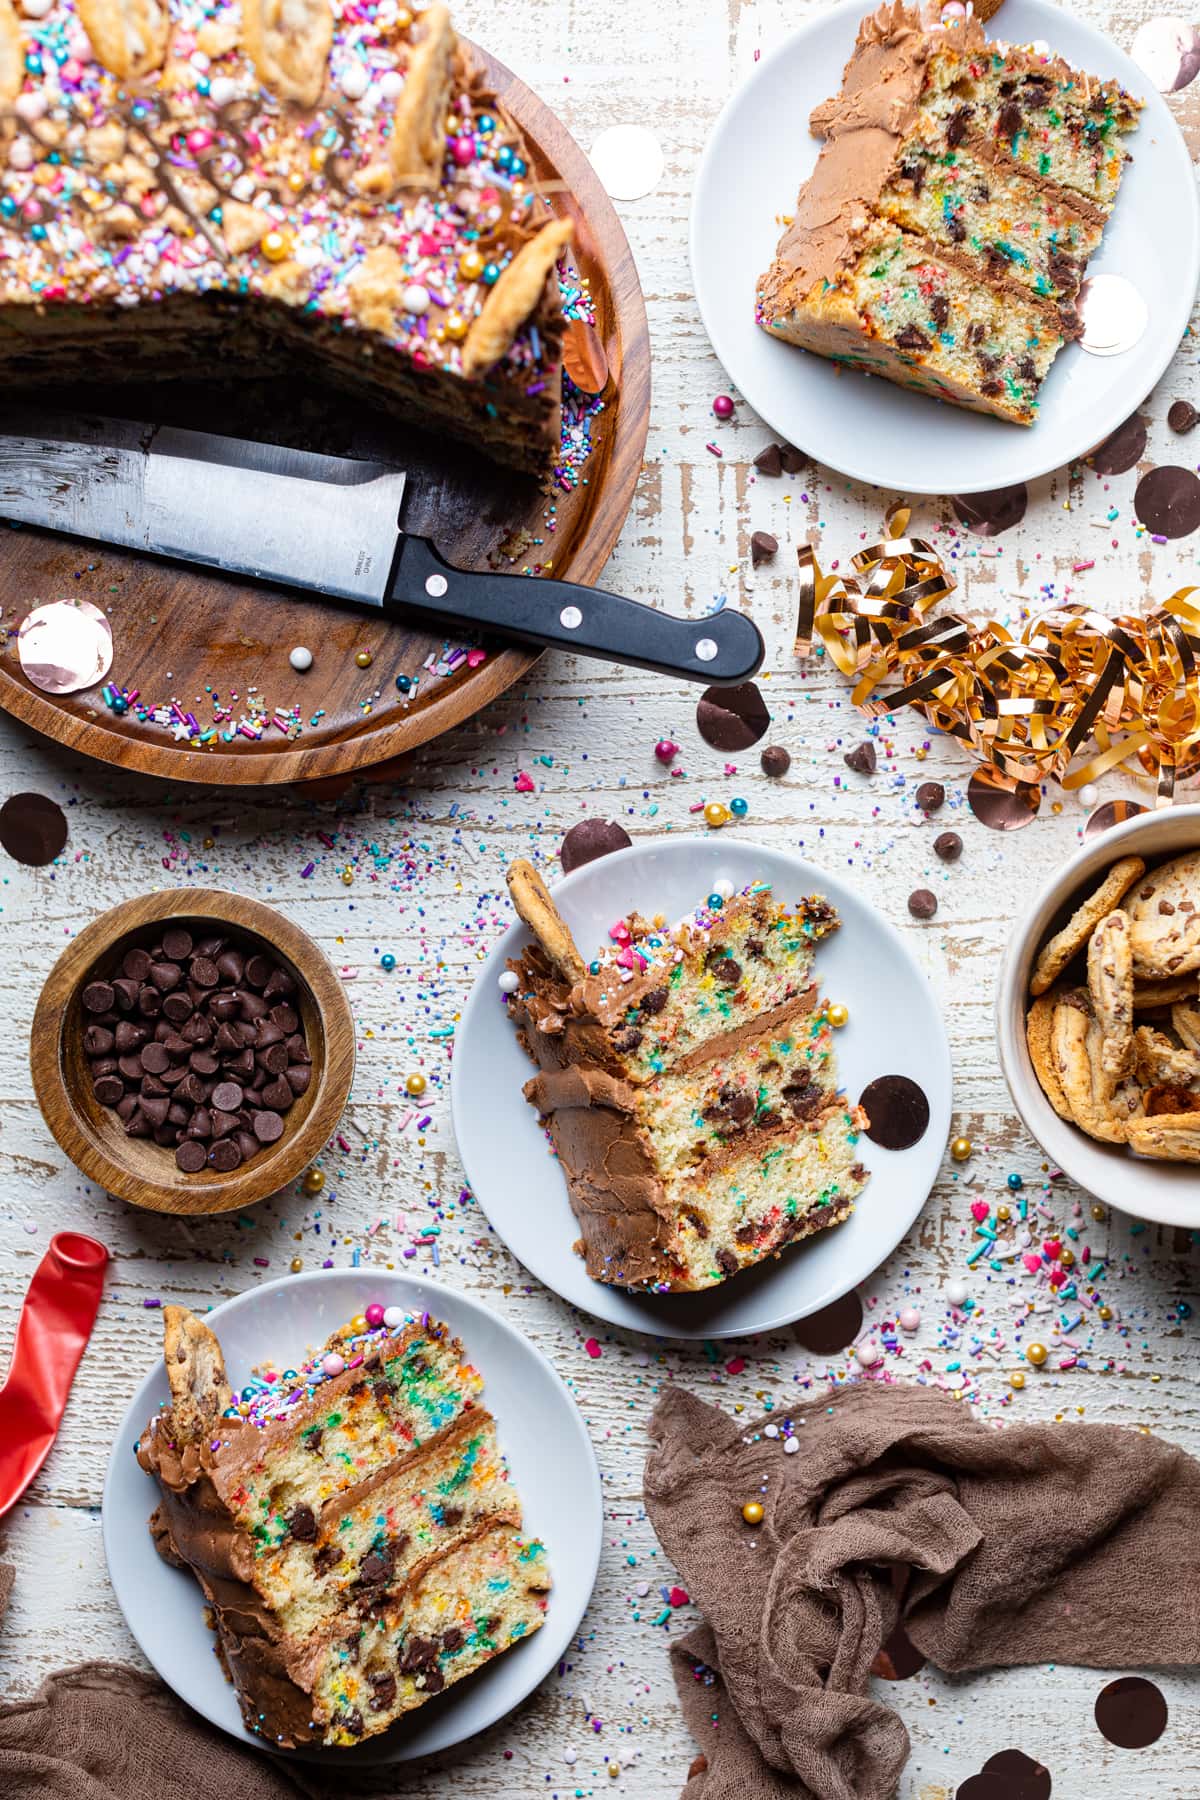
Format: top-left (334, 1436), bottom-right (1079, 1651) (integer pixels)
top-left (946, 1279), bottom-right (969, 1306)
top-left (402, 283), bottom-right (430, 315)
top-left (339, 60), bottom-right (369, 99)
top-left (289, 645), bottom-right (313, 671)
top-left (498, 969), bottom-right (520, 994)
top-left (783, 1437), bottom-right (800, 1455)
top-left (764, 1422), bottom-right (779, 1438)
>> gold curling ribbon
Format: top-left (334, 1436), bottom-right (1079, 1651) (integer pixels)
top-left (795, 512), bottom-right (1200, 804)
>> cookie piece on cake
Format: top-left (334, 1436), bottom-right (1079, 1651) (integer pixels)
top-left (0, 2), bottom-right (571, 474)
top-left (137, 1304), bottom-right (549, 1748)
top-left (756, 1), bottom-right (1140, 425)
top-left (504, 860), bottom-right (868, 1291)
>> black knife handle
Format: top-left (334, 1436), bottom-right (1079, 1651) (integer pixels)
top-left (385, 535), bottom-right (764, 686)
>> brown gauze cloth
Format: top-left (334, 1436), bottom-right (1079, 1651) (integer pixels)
top-left (644, 1382), bottom-right (1200, 1800)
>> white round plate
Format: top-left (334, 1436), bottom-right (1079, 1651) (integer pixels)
top-left (102, 1269), bottom-right (602, 1765)
top-left (453, 836), bottom-right (952, 1337)
top-left (691, 0), bottom-right (1200, 493)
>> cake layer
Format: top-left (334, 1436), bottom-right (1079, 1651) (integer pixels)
top-left (316, 1522), bottom-right (550, 1744)
top-left (249, 1411), bottom-right (521, 1641)
top-left (663, 1103), bottom-right (868, 1290)
top-left (642, 1002), bottom-right (841, 1176)
top-left (210, 1319), bottom-right (484, 1553)
top-left (880, 138), bottom-right (1101, 312)
top-left (920, 42), bottom-right (1139, 215)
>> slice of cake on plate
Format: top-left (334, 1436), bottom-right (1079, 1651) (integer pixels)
top-left (0, 1), bottom-right (571, 472)
top-left (756, 1), bottom-right (1141, 424)
top-left (137, 1303), bottom-right (549, 1747)
top-left (503, 860), bottom-right (869, 1292)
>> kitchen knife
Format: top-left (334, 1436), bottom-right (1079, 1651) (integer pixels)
top-left (0, 413), bottom-right (764, 686)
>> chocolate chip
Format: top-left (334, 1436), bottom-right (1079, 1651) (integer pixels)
top-left (916, 781), bottom-right (945, 814)
top-left (93, 1075), bottom-right (124, 1106)
top-left (1168, 399), bottom-right (1198, 434)
top-left (161, 928), bottom-right (193, 961)
top-left (760, 745), bottom-right (790, 777)
top-left (560, 818), bottom-right (633, 873)
top-left (908, 888), bottom-right (938, 919)
top-left (753, 443), bottom-right (783, 476)
top-left (210, 1081), bottom-right (243, 1113)
top-left (716, 1248), bottom-right (739, 1275)
top-left (779, 444), bottom-right (805, 474)
top-left (253, 1110), bottom-right (284, 1143)
top-left (934, 831), bottom-right (962, 862)
top-left (175, 1140), bottom-right (207, 1173)
top-left (750, 530), bottom-right (778, 567)
top-left (945, 103), bottom-right (972, 146)
top-left (894, 324), bottom-right (930, 352)
top-left (844, 741), bottom-right (877, 775)
top-left (83, 981), bottom-right (115, 1014)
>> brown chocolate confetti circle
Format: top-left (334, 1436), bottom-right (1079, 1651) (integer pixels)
top-left (1094, 1676), bottom-right (1168, 1749)
top-left (696, 681), bottom-right (771, 752)
top-left (793, 1288), bottom-right (863, 1355)
top-left (952, 485), bottom-right (1027, 535)
top-left (1089, 413), bottom-right (1148, 476)
top-left (859, 1075), bottom-right (930, 1150)
top-left (1084, 799), bottom-right (1148, 838)
top-left (870, 1621), bottom-right (927, 1681)
top-left (957, 1749), bottom-right (1052, 1800)
top-left (0, 792), bottom-right (68, 866)
top-left (560, 819), bottom-right (632, 873)
top-left (967, 767), bottom-right (1041, 831)
top-left (1134, 466), bottom-right (1200, 539)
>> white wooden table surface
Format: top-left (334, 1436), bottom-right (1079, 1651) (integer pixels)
top-left (4, 0), bottom-right (1200, 1794)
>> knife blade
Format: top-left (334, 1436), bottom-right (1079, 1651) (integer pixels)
top-left (0, 412), bottom-right (765, 686)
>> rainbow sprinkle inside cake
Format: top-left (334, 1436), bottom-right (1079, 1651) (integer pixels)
top-left (504, 861), bottom-right (869, 1292)
top-left (0, 0), bottom-right (572, 472)
top-left (756, 1), bottom-right (1141, 425)
top-left (136, 1302), bottom-right (549, 1747)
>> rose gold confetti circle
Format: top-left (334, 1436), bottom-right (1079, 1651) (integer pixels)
top-left (1077, 275), bottom-right (1149, 357)
top-left (1084, 798), bottom-right (1148, 838)
top-left (17, 600), bottom-right (113, 696)
top-left (967, 767), bottom-right (1041, 830)
top-left (1130, 16), bottom-right (1200, 91)
top-left (588, 125), bottom-right (665, 201)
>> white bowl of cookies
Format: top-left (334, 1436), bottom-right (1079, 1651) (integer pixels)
top-left (996, 805), bottom-right (1200, 1225)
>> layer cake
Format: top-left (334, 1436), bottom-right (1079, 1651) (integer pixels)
top-left (504, 859), bottom-right (869, 1292)
top-left (757, 1), bottom-right (1141, 424)
top-left (136, 1303), bottom-right (549, 1747)
top-left (0, 0), bottom-right (571, 472)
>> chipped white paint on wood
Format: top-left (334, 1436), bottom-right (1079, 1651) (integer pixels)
top-left (3, 0), bottom-right (1200, 1793)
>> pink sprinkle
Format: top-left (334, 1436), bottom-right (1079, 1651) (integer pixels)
top-left (668, 1586), bottom-right (690, 1607)
top-left (584, 1337), bottom-right (602, 1358)
top-left (725, 1356), bottom-right (745, 1375)
top-left (705, 442), bottom-right (722, 457)
top-left (970, 1200), bottom-right (990, 1223)
top-left (514, 770), bottom-right (536, 792)
top-left (466, 648), bottom-right (488, 667)
top-left (1022, 1253), bottom-right (1042, 1274)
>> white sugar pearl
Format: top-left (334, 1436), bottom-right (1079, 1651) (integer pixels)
top-left (15, 91), bottom-right (47, 120)
top-left (498, 969), bottom-right (520, 994)
top-left (340, 60), bottom-right (369, 99)
top-left (783, 1436), bottom-right (800, 1454)
top-left (21, 0), bottom-right (53, 17)
top-left (289, 645), bottom-right (313, 671)
top-left (764, 1422), bottom-right (779, 1438)
top-left (378, 69), bottom-right (404, 100)
top-left (898, 1307), bottom-right (920, 1332)
top-left (382, 1306), bottom-right (405, 1328)
top-left (1077, 784), bottom-right (1099, 810)
top-left (946, 1279), bottom-right (969, 1306)
top-left (402, 282), bottom-right (430, 314)
top-left (564, 1749), bottom-right (577, 1766)
top-left (854, 1340), bottom-right (881, 1368)
top-left (209, 75), bottom-right (238, 106)
top-left (8, 139), bottom-right (33, 171)
top-left (713, 877), bottom-right (736, 900)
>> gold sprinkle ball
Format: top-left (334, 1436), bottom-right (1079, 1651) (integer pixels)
top-left (261, 228), bottom-right (293, 263)
top-left (741, 1500), bottom-right (764, 1526)
top-left (607, 1764), bottom-right (620, 1779)
top-left (341, 869), bottom-right (354, 886)
top-left (406, 1072), bottom-right (427, 1096)
top-left (350, 1314), bottom-right (368, 1334)
top-left (704, 801), bottom-right (731, 828)
top-left (1091, 1204), bottom-right (1107, 1221)
top-left (290, 1257), bottom-right (303, 1273)
top-left (950, 1135), bottom-right (973, 1163)
top-left (355, 649), bottom-right (373, 668)
top-left (826, 1002), bottom-right (849, 1029)
top-left (996, 1204), bottom-right (1011, 1223)
top-left (1098, 1305), bottom-right (1113, 1321)
top-left (458, 248), bottom-right (485, 280)
top-left (1059, 1247), bottom-right (1075, 1268)
top-left (302, 1168), bottom-right (325, 1195)
top-left (1010, 1371), bottom-right (1025, 1390)
top-left (1025, 1342), bottom-right (1048, 1368)
top-left (444, 310), bottom-right (468, 341)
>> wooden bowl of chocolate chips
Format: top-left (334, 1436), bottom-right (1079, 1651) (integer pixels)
top-left (30, 889), bottom-right (354, 1215)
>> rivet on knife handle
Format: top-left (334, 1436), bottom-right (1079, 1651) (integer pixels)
top-left (392, 535), bottom-right (764, 686)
